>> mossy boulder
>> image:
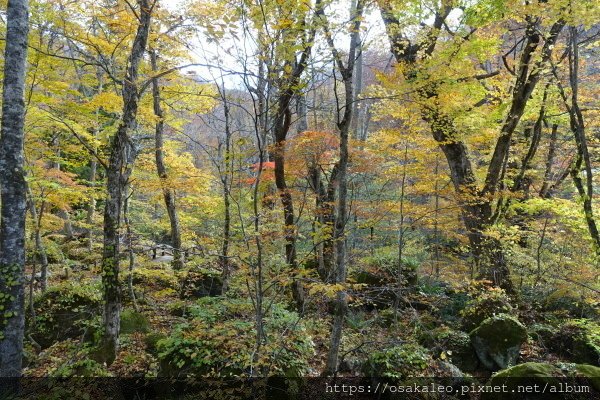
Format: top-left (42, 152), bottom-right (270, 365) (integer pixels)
top-left (461, 287), bottom-right (514, 331)
top-left (529, 323), bottom-right (557, 345)
top-left (549, 319), bottom-right (600, 366)
top-left (570, 364), bottom-right (600, 391)
top-left (132, 267), bottom-right (178, 290)
top-left (420, 328), bottom-right (479, 372)
top-left (485, 363), bottom-right (600, 400)
top-left (444, 331), bottom-right (480, 372)
top-left (179, 268), bottom-right (223, 299)
top-left (120, 309), bottom-right (150, 334)
top-left (28, 282), bottom-right (101, 349)
top-left (543, 292), bottom-right (598, 319)
top-left (470, 314), bottom-right (527, 371)
top-left (484, 362), bottom-right (562, 400)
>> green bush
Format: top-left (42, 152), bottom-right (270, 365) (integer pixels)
top-left (28, 282), bottom-right (101, 348)
top-left (54, 358), bottom-right (112, 377)
top-left (362, 343), bottom-right (432, 379)
top-left (44, 239), bottom-right (65, 264)
top-left (144, 332), bottom-right (167, 356)
top-left (157, 297), bottom-right (314, 377)
top-left (550, 319), bottom-right (600, 366)
top-left (120, 309), bottom-right (150, 334)
top-left (131, 267), bottom-right (178, 290)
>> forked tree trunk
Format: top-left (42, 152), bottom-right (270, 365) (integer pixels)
top-left (100, 0), bottom-right (152, 365)
top-left (323, 0), bottom-right (363, 376)
top-left (379, 4), bottom-right (564, 292)
top-left (0, 0), bottom-right (30, 378)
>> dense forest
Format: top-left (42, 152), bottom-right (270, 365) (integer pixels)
top-left (0, 0), bottom-right (599, 398)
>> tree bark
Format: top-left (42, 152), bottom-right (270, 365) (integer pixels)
top-left (27, 188), bottom-right (48, 292)
top-left (270, 20), bottom-right (318, 312)
top-left (323, 0), bottom-right (363, 376)
top-left (0, 0), bottom-right (30, 378)
top-left (567, 27), bottom-right (600, 255)
top-left (150, 48), bottom-right (183, 270)
top-left (100, 0), bottom-right (152, 365)
top-left (220, 89), bottom-right (232, 292)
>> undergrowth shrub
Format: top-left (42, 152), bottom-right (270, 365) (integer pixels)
top-left (157, 297), bottom-right (314, 377)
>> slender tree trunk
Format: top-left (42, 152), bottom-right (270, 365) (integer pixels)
top-left (0, 0), bottom-right (30, 378)
top-left (323, 0), bottom-right (363, 375)
top-left (433, 154), bottom-right (441, 278)
top-left (150, 49), bottom-right (183, 270)
top-left (27, 188), bottom-right (48, 292)
top-left (100, 0), bottom-right (152, 365)
top-left (220, 89), bottom-right (232, 292)
top-left (540, 124), bottom-right (560, 198)
top-left (393, 144), bottom-right (408, 321)
top-left (123, 185), bottom-right (138, 311)
top-left (86, 157), bottom-right (97, 250)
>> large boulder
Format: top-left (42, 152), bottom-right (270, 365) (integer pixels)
top-left (549, 320), bottom-right (600, 366)
top-left (28, 282), bottom-right (101, 349)
top-left (570, 364), bottom-right (600, 391)
top-left (444, 330), bottom-right (480, 372)
top-left (120, 309), bottom-right (150, 334)
top-left (461, 287), bottom-right (513, 331)
top-left (420, 328), bottom-right (479, 372)
top-left (179, 268), bottom-right (223, 299)
top-left (470, 314), bottom-right (527, 371)
top-left (484, 362), bottom-right (562, 400)
top-left (485, 362), bottom-right (600, 400)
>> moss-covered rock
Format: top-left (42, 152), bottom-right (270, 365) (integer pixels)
top-left (144, 332), bottom-right (167, 356)
top-left (470, 314), bottom-right (527, 371)
top-left (28, 282), bottom-right (101, 349)
top-left (543, 292), bottom-right (599, 319)
top-left (571, 364), bottom-right (600, 391)
top-left (549, 319), bottom-right (600, 366)
top-left (179, 268), bottom-right (223, 299)
top-left (444, 331), bottom-right (479, 372)
top-left (529, 323), bottom-right (557, 344)
top-left (483, 362), bottom-right (562, 400)
top-left (420, 327), bottom-right (479, 372)
top-left (485, 363), bottom-right (600, 400)
top-left (461, 287), bottom-right (514, 331)
top-left (132, 267), bottom-right (178, 290)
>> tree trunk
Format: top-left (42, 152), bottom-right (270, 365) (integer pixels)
top-left (100, 0), bottom-right (152, 365)
top-left (0, 0), bottom-right (30, 378)
top-left (86, 156), bottom-right (97, 251)
top-left (323, 0), bottom-right (363, 375)
top-left (220, 88), bottom-right (232, 292)
top-left (123, 185), bottom-right (138, 311)
top-left (27, 188), bottom-right (48, 292)
top-left (378, 4), bottom-right (564, 292)
top-left (150, 48), bottom-right (183, 270)
top-left (539, 124), bottom-right (561, 198)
